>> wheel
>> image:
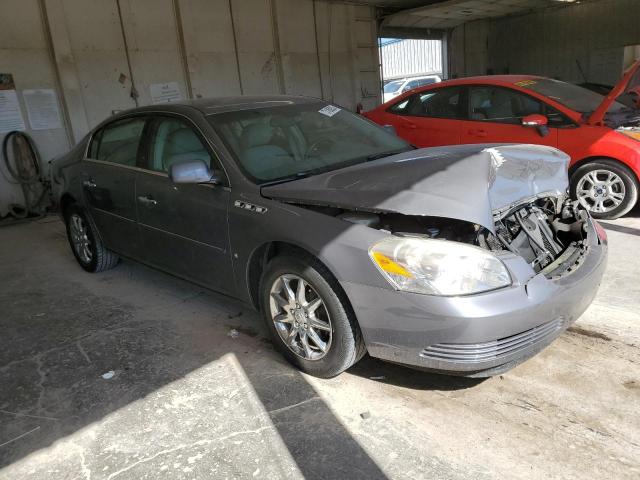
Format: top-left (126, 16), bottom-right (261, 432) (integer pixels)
top-left (260, 254), bottom-right (366, 378)
top-left (570, 159), bottom-right (639, 220)
top-left (64, 205), bottom-right (119, 272)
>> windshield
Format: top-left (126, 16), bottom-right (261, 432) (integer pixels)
top-left (522, 78), bottom-right (627, 114)
top-left (384, 80), bottom-right (404, 94)
top-left (207, 102), bottom-right (410, 184)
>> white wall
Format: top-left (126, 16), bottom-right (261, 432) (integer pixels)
top-left (0, 0), bottom-right (380, 214)
top-left (449, 0), bottom-right (640, 84)
top-left (380, 39), bottom-right (442, 80)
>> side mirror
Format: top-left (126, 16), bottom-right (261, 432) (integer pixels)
top-left (522, 114), bottom-right (549, 137)
top-left (169, 160), bottom-right (220, 184)
top-left (382, 124), bottom-right (397, 136)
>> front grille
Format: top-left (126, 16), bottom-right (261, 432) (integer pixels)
top-left (419, 318), bottom-right (564, 363)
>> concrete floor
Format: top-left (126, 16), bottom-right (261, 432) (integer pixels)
top-left (0, 212), bottom-right (639, 480)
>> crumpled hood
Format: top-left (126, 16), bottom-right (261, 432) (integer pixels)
top-left (262, 144), bottom-right (570, 232)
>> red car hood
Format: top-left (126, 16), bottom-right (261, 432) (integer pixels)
top-left (588, 59), bottom-right (640, 125)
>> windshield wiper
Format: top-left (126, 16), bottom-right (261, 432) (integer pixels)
top-left (260, 170), bottom-right (316, 186)
top-left (366, 147), bottom-right (415, 161)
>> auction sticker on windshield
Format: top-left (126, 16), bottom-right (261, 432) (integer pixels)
top-left (318, 105), bottom-right (341, 117)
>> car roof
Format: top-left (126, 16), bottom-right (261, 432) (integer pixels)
top-left (117, 95), bottom-right (323, 117)
top-left (430, 75), bottom-right (542, 88)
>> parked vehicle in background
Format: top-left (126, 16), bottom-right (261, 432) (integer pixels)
top-left (382, 75), bottom-right (442, 103)
top-left (51, 96), bottom-right (606, 378)
top-left (366, 61), bottom-right (640, 219)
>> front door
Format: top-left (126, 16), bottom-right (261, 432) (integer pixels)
top-left (461, 85), bottom-right (559, 147)
top-left (389, 87), bottom-right (465, 147)
top-left (82, 116), bottom-right (147, 258)
top-left (136, 115), bottom-right (234, 294)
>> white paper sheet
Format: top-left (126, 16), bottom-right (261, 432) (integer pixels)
top-left (23, 89), bottom-right (63, 130)
top-left (0, 90), bottom-right (26, 133)
top-left (150, 82), bottom-right (182, 104)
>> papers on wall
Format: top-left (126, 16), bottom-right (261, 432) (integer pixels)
top-left (150, 82), bottom-right (182, 104)
top-left (23, 89), bottom-right (63, 130)
top-left (0, 89), bottom-right (26, 133)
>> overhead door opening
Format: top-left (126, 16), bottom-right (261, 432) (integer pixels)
top-left (378, 37), bottom-right (444, 104)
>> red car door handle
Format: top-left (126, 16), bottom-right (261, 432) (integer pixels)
top-left (468, 129), bottom-right (487, 137)
top-left (402, 120), bottom-right (417, 129)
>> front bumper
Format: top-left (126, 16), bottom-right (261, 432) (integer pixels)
top-left (342, 220), bottom-right (608, 377)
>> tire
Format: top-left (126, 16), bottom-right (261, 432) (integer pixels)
top-left (64, 204), bottom-right (119, 273)
top-left (570, 159), bottom-right (639, 220)
top-left (260, 253), bottom-right (366, 378)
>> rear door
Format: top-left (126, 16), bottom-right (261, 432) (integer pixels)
top-left (386, 86), bottom-right (465, 147)
top-left (83, 116), bottom-right (147, 258)
top-left (136, 114), bottom-right (234, 293)
top-left (461, 85), bottom-right (559, 147)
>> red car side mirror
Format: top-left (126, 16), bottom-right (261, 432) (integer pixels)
top-left (522, 114), bottom-right (549, 137)
top-left (521, 114), bottom-right (548, 127)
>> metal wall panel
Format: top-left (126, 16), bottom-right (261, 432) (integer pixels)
top-left (178, 0), bottom-right (242, 98)
top-left (0, 0), bottom-right (69, 215)
top-left (0, 0), bottom-right (380, 185)
top-left (450, 0), bottom-right (640, 84)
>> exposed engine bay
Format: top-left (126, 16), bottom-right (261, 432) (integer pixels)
top-left (298, 194), bottom-right (590, 278)
top-left (484, 196), bottom-right (589, 276)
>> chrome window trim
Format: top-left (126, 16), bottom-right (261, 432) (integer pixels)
top-left (83, 109), bottom-right (232, 188)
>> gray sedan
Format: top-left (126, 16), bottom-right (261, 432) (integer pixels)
top-left (51, 96), bottom-right (607, 378)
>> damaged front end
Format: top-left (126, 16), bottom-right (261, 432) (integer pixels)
top-left (263, 143), bottom-right (600, 281)
top-left (483, 195), bottom-right (592, 278)
top-left (318, 193), bottom-right (593, 281)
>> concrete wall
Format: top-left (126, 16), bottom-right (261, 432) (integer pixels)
top-left (0, 0), bottom-right (380, 214)
top-left (449, 0), bottom-right (640, 84)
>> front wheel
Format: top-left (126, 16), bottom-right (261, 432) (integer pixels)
top-left (260, 254), bottom-right (366, 378)
top-left (570, 160), bottom-right (638, 219)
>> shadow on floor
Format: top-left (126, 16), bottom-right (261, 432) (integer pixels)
top-left (600, 221), bottom-right (640, 237)
top-left (348, 355), bottom-right (485, 391)
top-left (0, 220), bottom-right (481, 478)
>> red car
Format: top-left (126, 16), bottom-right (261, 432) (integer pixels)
top-left (364, 61), bottom-right (640, 219)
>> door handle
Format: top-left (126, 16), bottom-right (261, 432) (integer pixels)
top-left (403, 121), bottom-right (417, 129)
top-left (137, 195), bottom-right (157, 206)
top-left (467, 129), bottom-right (487, 137)
top-left (83, 179), bottom-right (97, 188)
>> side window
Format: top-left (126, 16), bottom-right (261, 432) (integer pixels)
top-left (388, 97), bottom-right (411, 114)
top-left (148, 117), bottom-right (213, 173)
top-left (406, 87), bottom-right (463, 119)
top-left (469, 86), bottom-right (544, 124)
top-left (543, 105), bottom-right (575, 127)
top-left (90, 117), bottom-right (146, 166)
top-left (403, 80), bottom-right (419, 92)
top-left (416, 78), bottom-right (436, 87)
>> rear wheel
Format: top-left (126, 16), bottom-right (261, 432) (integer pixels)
top-left (64, 205), bottom-right (119, 272)
top-left (570, 159), bottom-right (638, 219)
top-left (260, 254), bottom-right (366, 378)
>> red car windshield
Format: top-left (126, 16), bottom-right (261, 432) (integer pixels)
top-left (522, 78), bottom-right (628, 114)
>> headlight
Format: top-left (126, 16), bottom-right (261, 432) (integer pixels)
top-left (369, 236), bottom-right (511, 296)
top-left (618, 128), bottom-right (640, 142)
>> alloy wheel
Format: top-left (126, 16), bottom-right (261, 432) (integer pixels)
top-left (69, 214), bottom-right (93, 264)
top-left (576, 169), bottom-right (626, 214)
top-left (269, 274), bottom-right (332, 361)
